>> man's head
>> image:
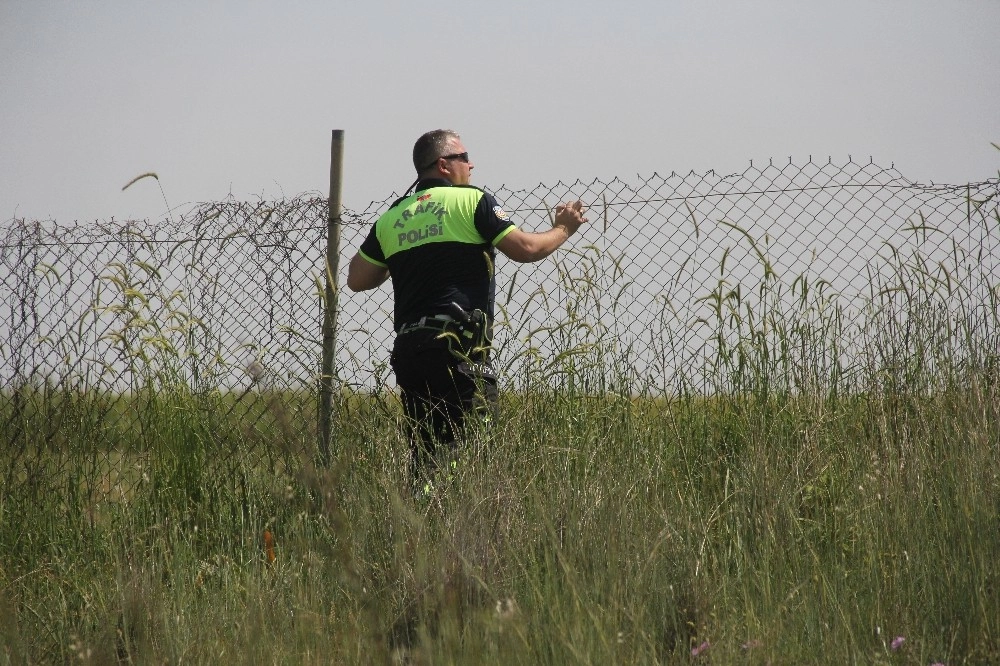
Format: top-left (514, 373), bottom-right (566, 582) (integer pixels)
top-left (412, 129), bottom-right (474, 185)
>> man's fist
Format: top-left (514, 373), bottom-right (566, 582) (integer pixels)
top-left (554, 200), bottom-right (588, 235)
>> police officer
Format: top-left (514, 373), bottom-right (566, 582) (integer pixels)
top-left (347, 129), bottom-right (587, 485)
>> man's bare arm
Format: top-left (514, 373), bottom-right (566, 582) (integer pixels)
top-left (346, 253), bottom-right (390, 291)
top-left (495, 200), bottom-right (587, 263)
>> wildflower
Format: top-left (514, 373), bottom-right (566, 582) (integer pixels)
top-left (263, 530), bottom-right (276, 565)
top-left (890, 635), bottom-right (905, 650)
top-left (494, 598), bottom-right (519, 620)
top-left (246, 360), bottom-right (265, 382)
top-left (69, 634), bottom-right (93, 661)
top-left (691, 640), bottom-right (710, 657)
top-left (741, 639), bottom-right (762, 650)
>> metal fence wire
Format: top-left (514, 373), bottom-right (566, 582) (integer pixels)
top-left (3, 158), bottom-right (999, 459)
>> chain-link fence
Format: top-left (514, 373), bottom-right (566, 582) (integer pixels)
top-left (3, 158), bottom-right (999, 456)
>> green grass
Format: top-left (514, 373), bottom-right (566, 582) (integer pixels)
top-left (2, 378), bottom-right (998, 664)
top-left (3, 206), bottom-right (999, 664)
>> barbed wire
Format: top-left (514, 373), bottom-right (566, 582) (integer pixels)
top-left (7, 173), bottom-right (996, 246)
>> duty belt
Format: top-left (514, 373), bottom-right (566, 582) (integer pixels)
top-left (397, 314), bottom-right (471, 337)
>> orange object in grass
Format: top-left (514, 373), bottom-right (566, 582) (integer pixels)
top-left (263, 530), bottom-right (276, 564)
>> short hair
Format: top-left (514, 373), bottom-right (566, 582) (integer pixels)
top-left (412, 129), bottom-right (461, 174)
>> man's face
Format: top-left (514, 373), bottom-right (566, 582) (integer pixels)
top-left (438, 139), bottom-right (474, 185)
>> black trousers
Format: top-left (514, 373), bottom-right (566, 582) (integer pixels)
top-left (390, 329), bottom-right (497, 481)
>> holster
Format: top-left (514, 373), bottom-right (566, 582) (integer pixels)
top-left (440, 303), bottom-right (491, 363)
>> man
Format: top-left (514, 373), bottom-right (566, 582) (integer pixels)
top-left (347, 129), bottom-right (587, 484)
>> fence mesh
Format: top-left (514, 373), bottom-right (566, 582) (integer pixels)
top-left (3, 158), bottom-right (999, 472)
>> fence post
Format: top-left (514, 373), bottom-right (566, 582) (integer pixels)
top-left (319, 129), bottom-right (344, 466)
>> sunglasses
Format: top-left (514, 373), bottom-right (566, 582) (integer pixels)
top-left (422, 152), bottom-right (470, 170)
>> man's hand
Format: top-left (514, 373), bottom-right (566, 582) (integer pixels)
top-left (553, 200), bottom-right (588, 237)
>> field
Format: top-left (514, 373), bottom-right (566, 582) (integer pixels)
top-left (3, 197), bottom-right (999, 664)
top-left (2, 366), bottom-right (998, 664)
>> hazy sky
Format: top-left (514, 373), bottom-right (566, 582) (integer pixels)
top-left (3, 0), bottom-right (998, 224)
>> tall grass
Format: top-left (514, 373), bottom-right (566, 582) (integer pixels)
top-left (2, 206), bottom-right (998, 664)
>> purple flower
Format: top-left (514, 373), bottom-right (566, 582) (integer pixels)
top-left (691, 640), bottom-right (710, 657)
top-left (890, 636), bottom-right (905, 651)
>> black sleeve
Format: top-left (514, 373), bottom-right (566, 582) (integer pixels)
top-left (357, 224), bottom-right (387, 266)
top-left (473, 190), bottom-right (516, 244)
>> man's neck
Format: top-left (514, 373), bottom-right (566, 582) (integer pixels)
top-left (415, 177), bottom-right (454, 191)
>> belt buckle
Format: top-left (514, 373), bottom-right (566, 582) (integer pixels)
top-left (398, 313), bottom-right (454, 335)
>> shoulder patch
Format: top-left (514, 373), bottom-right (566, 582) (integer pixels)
top-left (493, 205), bottom-right (510, 221)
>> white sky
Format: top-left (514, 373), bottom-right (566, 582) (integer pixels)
top-left (2, 0), bottom-right (999, 224)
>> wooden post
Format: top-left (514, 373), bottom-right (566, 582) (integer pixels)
top-left (319, 130), bottom-right (344, 465)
